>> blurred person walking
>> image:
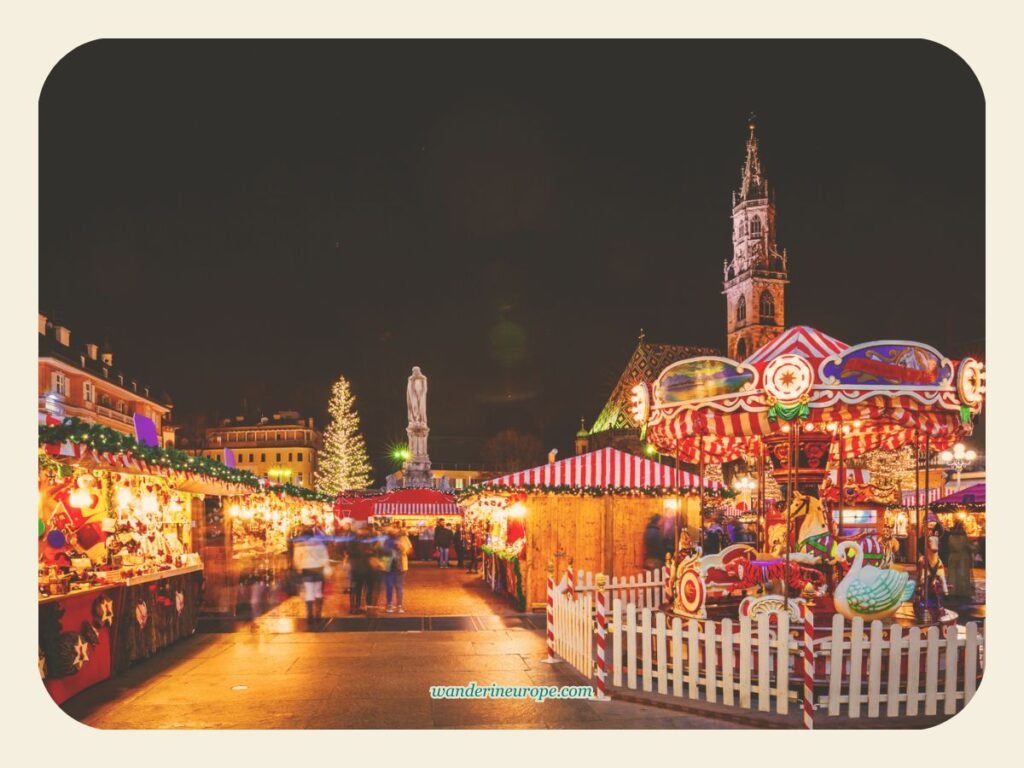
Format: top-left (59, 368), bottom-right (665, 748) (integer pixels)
top-left (384, 525), bottom-right (413, 613)
top-left (435, 520), bottom-right (454, 568)
top-left (291, 526), bottom-right (329, 627)
top-left (347, 527), bottom-right (374, 614)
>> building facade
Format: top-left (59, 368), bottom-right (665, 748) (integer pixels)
top-left (385, 465), bottom-right (497, 492)
top-left (38, 314), bottom-right (174, 445)
top-left (200, 412), bottom-right (321, 489)
top-left (722, 117), bottom-right (789, 360)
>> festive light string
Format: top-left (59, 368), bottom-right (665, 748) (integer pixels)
top-left (39, 417), bottom-right (333, 503)
top-left (457, 483), bottom-right (739, 500)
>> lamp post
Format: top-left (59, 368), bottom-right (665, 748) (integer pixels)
top-left (939, 443), bottom-right (976, 491)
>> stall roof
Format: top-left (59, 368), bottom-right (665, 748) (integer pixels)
top-left (336, 488), bottom-right (461, 521)
top-left (936, 482), bottom-right (985, 506)
top-left (485, 446), bottom-right (725, 490)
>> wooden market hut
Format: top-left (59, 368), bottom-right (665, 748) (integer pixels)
top-left (480, 447), bottom-right (724, 609)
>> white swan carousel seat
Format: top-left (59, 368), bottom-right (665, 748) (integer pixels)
top-left (833, 540), bottom-right (916, 621)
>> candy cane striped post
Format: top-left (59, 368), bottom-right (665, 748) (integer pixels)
top-left (593, 573), bottom-right (611, 700)
top-left (566, 558), bottom-right (577, 600)
top-left (543, 559), bottom-right (560, 664)
top-left (800, 602), bottom-right (815, 730)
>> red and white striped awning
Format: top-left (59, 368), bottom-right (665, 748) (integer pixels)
top-left (485, 446), bottom-right (725, 490)
top-left (902, 488), bottom-right (944, 507)
top-left (371, 488), bottom-right (462, 518)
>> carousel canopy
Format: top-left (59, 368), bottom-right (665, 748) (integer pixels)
top-left (485, 446), bottom-right (725, 491)
top-left (643, 325), bottom-right (984, 464)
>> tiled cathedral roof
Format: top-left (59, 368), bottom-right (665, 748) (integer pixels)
top-left (590, 338), bottom-right (719, 434)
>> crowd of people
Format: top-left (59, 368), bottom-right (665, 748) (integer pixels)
top-left (287, 519), bottom-right (487, 625)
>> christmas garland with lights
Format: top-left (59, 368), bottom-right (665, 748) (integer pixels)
top-left (458, 483), bottom-right (737, 500)
top-left (39, 417), bottom-right (333, 503)
top-left (481, 544), bottom-right (526, 610)
top-left (884, 502), bottom-right (986, 512)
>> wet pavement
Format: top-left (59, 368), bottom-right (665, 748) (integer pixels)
top-left (60, 626), bottom-right (745, 729)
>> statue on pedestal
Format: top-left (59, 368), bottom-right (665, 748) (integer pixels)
top-left (404, 366), bottom-right (432, 487)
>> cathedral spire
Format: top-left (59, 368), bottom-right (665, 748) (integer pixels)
top-left (740, 113), bottom-right (767, 201)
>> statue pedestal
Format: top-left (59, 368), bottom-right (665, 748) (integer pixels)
top-left (404, 423), bottom-right (432, 487)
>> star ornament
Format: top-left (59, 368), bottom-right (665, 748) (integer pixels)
top-left (764, 354), bottom-right (814, 404)
top-left (94, 596), bottom-right (115, 627)
top-left (72, 636), bottom-right (90, 670)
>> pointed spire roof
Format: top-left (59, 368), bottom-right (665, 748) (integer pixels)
top-left (739, 114), bottom-right (768, 202)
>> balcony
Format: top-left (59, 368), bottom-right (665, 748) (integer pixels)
top-left (96, 404), bottom-right (133, 426)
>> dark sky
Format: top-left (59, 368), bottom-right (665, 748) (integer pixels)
top-left (40, 40), bottom-right (984, 475)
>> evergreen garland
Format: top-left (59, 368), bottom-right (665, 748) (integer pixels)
top-left (39, 417), bottom-right (332, 503)
top-left (458, 483), bottom-right (738, 500)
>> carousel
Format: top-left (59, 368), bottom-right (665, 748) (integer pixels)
top-left (630, 326), bottom-right (985, 631)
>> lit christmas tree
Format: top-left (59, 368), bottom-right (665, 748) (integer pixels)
top-left (862, 446), bottom-right (917, 491)
top-left (315, 375), bottom-right (372, 494)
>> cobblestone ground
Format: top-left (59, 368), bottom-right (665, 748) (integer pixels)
top-left (259, 562), bottom-right (520, 619)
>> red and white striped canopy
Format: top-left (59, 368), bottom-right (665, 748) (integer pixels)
top-left (372, 488), bottom-right (462, 518)
top-left (485, 446), bottom-right (725, 490)
top-left (902, 488), bottom-right (945, 507)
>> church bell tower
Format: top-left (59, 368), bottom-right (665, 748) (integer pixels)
top-left (723, 116), bottom-right (788, 360)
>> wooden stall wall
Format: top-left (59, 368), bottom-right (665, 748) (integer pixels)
top-left (524, 495), bottom-right (686, 608)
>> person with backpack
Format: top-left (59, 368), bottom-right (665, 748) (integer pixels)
top-left (384, 524), bottom-right (413, 613)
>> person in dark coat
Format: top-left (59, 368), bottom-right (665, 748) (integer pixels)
top-left (644, 514), bottom-right (666, 571)
top-left (435, 521), bottom-right (454, 568)
top-left (454, 525), bottom-right (466, 568)
top-left (347, 527), bottom-right (374, 614)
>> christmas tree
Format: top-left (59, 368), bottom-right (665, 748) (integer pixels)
top-left (315, 375), bottom-right (373, 494)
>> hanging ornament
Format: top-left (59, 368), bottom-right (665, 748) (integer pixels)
top-left (38, 519), bottom-right (46, 538)
top-left (46, 530), bottom-right (67, 549)
top-left (135, 601), bottom-right (149, 628)
top-left (175, 590), bottom-right (185, 615)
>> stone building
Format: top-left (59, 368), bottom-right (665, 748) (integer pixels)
top-left (722, 117), bottom-right (789, 360)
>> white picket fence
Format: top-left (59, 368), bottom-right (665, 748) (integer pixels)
top-left (568, 567), bottom-right (666, 610)
top-left (550, 576), bottom-right (984, 723)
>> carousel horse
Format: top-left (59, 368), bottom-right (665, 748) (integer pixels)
top-left (791, 491), bottom-right (889, 568)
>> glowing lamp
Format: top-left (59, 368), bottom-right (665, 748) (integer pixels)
top-left (141, 494), bottom-right (159, 514)
top-left (116, 487), bottom-right (134, 508)
top-left (628, 383), bottom-right (650, 425)
top-left (228, 504), bottom-right (241, 518)
top-left (507, 503), bottom-right (526, 519)
top-left (69, 487), bottom-right (95, 510)
top-left (663, 498), bottom-right (679, 511)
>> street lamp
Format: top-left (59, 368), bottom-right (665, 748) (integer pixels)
top-left (938, 443), bottom-right (977, 491)
top-left (732, 474), bottom-right (756, 507)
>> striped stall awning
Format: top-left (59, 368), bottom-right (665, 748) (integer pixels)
top-left (485, 446), bottom-right (726, 490)
top-left (373, 501), bottom-right (462, 517)
top-left (902, 488), bottom-right (945, 507)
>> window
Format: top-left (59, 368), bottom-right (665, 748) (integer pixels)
top-left (83, 380), bottom-right (94, 403)
top-left (51, 372), bottom-right (68, 397)
top-left (297, 473), bottom-right (303, 486)
top-left (735, 295), bottom-right (747, 323)
top-left (249, 454), bottom-right (254, 463)
top-left (261, 453), bottom-right (266, 462)
top-left (736, 337), bottom-right (747, 358)
top-left (759, 290), bottom-right (775, 322)
top-left (288, 452), bottom-right (293, 462)
top-left (276, 453), bottom-right (281, 462)
top-left (297, 452), bottom-right (303, 462)
top-left (750, 216), bottom-right (761, 237)
top-left (115, 400), bottom-right (126, 414)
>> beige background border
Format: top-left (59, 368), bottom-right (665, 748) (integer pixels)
top-left (1, 0), bottom-right (1018, 762)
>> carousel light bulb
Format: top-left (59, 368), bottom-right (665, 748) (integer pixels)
top-left (781, 424), bottom-right (791, 433)
top-left (852, 420), bottom-right (861, 429)
top-left (804, 423), bottom-right (814, 431)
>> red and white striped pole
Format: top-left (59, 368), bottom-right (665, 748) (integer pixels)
top-left (800, 602), bottom-right (815, 730)
top-left (593, 572), bottom-right (610, 700)
top-left (543, 559), bottom-right (560, 664)
top-left (566, 558), bottom-right (577, 600)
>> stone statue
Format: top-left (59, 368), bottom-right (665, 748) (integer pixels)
top-left (407, 366), bottom-right (428, 427)
top-left (404, 366), bottom-right (432, 487)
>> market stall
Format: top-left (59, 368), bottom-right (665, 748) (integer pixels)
top-left (335, 488), bottom-right (462, 561)
top-left (37, 417), bottom-right (333, 704)
top-left (461, 446), bottom-right (726, 610)
top-left (930, 482), bottom-right (986, 565)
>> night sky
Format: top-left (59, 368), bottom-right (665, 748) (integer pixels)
top-left (40, 40), bottom-right (984, 476)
